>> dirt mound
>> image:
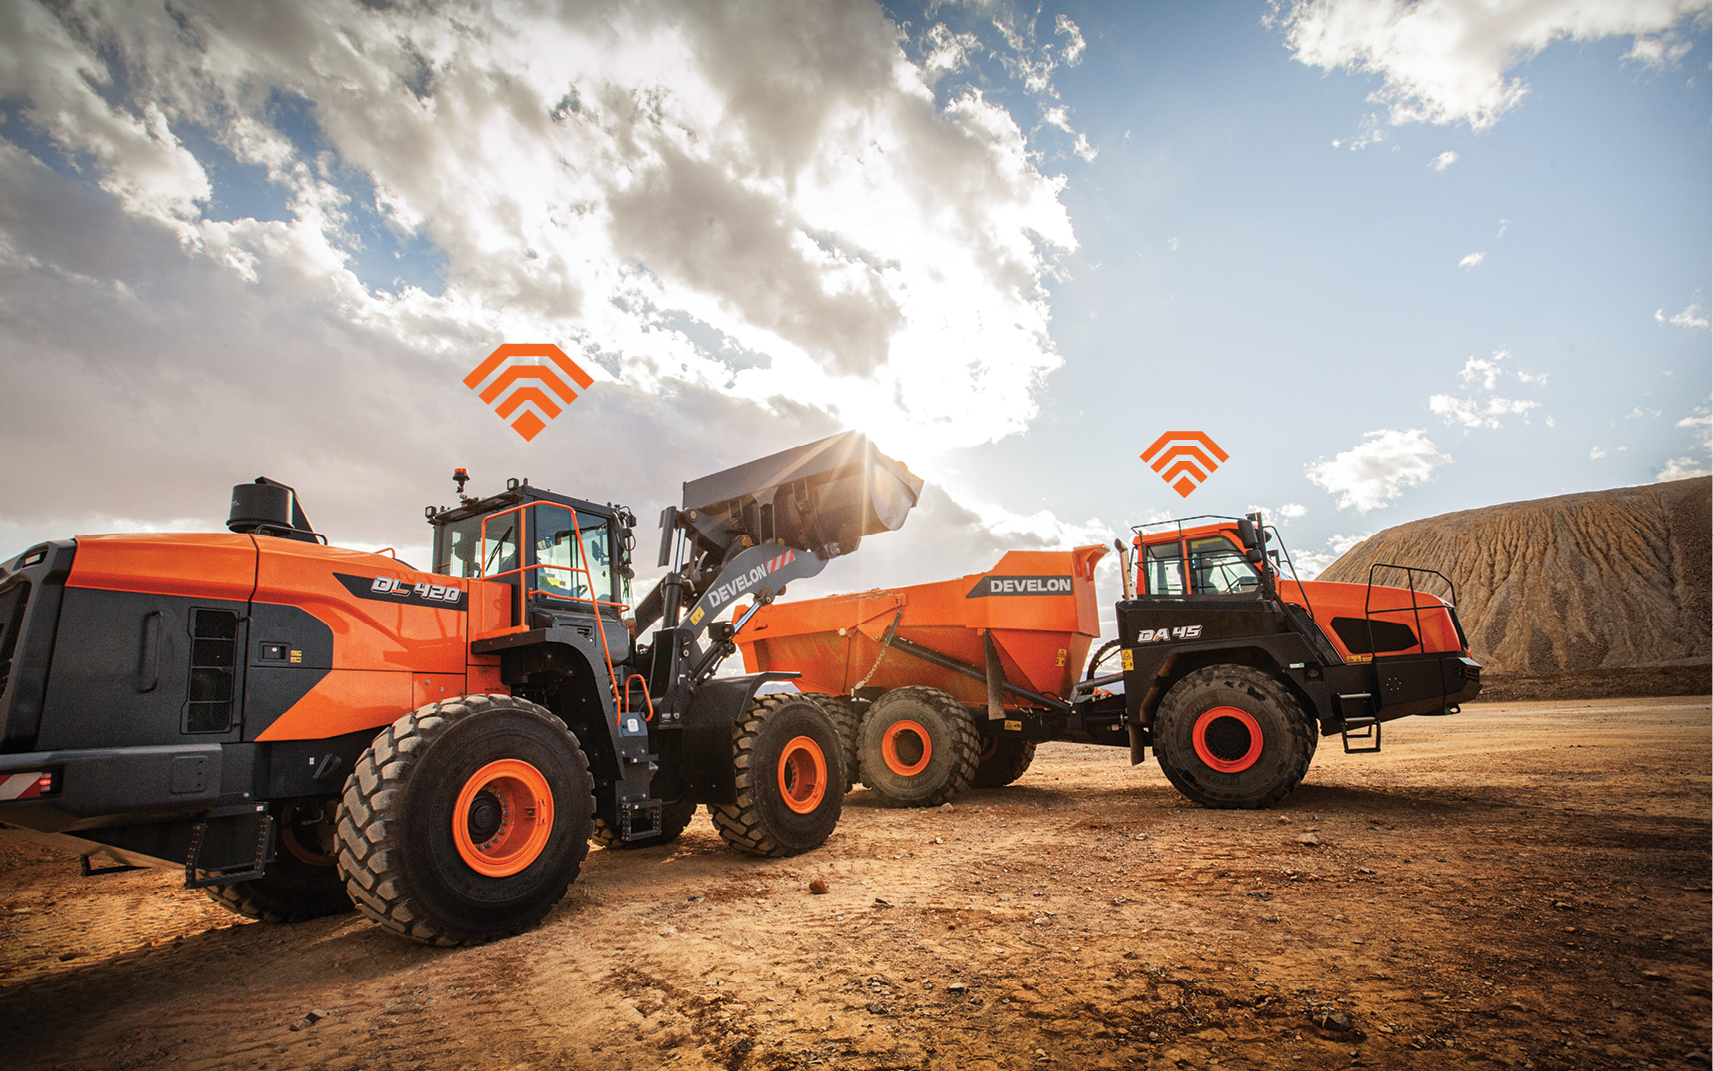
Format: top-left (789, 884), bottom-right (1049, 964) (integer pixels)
top-left (1318, 477), bottom-right (1710, 685)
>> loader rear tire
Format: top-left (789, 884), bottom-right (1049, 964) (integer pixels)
top-left (971, 737), bottom-right (1037, 789)
top-left (335, 694), bottom-right (594, 945)
top-left (857, 686), bottom-right (979, 808)
top-left (804, 693), bottom-right (862, 792)
top-left (710, 694), bottom-right (845, 858)
top-left (205, 803), bottom-right (352, 923)
top-left (1151, 665), bottom-right (1314, 810)
top-left (591, 797), bottom-right (698, 849)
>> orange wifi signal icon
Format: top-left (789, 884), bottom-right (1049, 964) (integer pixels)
top-left (464, 343), bottom-right (594, 442)
top-left (1141, 431), bottom-right (1229, 498)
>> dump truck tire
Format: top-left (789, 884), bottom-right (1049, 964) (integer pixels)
top-left (205, 803), bottom-right (352, 923)
top-left (857, 686), bottom-right (979, 808)
top-left (803, 693), bottom-right (862, 792)
top-left (1151, 665), bottom-right (1314, 810)
top-left (335, 694), bottom-right (594, 946)
top-left (971, 737), bottom-right (1037, 788)
top-left (591, 798), bottom-right (697, 850)
top-left (710, 694), bottom-right (844, 858)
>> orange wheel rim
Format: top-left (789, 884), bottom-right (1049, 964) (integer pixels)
top-left (880, 720), bottom-right (932, 777)
top-left (453, 759), bottom-right (555, 877)
top-left (1192, 706), bottom-right (1264, 773)
top-left (977, 737), bottom-right (998, 764)
top-left (777, 736), bottom-right (827, 815)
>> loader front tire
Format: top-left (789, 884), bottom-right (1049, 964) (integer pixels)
top-left (710, 694), bottom-right (845, 858)
top-left (971, 737), bottom-right (1037, 789)
top-left (1151, 665), bottom-right (1315, 810)
top-left (335, 695), bottom-right (594, 945)
top-left (591, 797), bottom-right (698, 849)
top-left (857, 686), bottom-right (979, 808)
top-left (205, 803), bottom-right (352, 923)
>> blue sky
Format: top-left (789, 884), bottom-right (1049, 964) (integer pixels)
top-left (901, 1), bottom-right (1710, 570)
top-left (0, 0), bottom-right (1707, 623)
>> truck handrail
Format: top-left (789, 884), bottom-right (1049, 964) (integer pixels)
top-left (1363, 562), bottom-right (1460, 657)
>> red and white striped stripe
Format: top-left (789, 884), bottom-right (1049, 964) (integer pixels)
top-left (765, 550), bottom-right (796, 572)
top-left (0, 771), bottom-right (50, 800)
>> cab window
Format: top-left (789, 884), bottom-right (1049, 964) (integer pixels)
top-left (436, 516), bottom-right (483, 579)
top-left (1143, 540), bottom-right (1186, 595)
top-left (433, 511), bottom-right (521, 579)
top-left (532, 505), bottom-right (613, 603)
top-left (1188, 535), bottom-right (1259, 594)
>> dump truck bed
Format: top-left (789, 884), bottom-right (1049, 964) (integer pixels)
top-left (736, 546), bottom-right (1106, 710)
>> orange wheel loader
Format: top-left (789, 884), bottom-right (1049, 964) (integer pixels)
top-left (0, 432), bottom-right (921, 944)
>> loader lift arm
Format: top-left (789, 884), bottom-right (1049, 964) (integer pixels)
top-left (634, 432), bottom-right (924, 699)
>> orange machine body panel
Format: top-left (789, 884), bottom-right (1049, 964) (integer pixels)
top-left (251, 539), bottom-right (483, 741)
top-left (57, 531), bottom-right (508, 743)
top-left (67, 533), bottom-right (258, 602)
top-left (1132, 524), bottom-right (1465, 660)
top-left (737, 546), bottom-right (1106, 709)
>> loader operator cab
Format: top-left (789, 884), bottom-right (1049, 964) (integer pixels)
top-left (429, 483), bottom-right (634, 623)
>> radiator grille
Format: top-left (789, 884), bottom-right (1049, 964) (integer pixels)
top-left (0, 580), bottom-right (31, 699)
top-left (186, 608), bottom-right (238, 733)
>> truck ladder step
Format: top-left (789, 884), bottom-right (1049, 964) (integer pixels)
top-left (1341, 717), bottom-right (1381, 754)
top-left (620, 798), bottom-right (664, 841)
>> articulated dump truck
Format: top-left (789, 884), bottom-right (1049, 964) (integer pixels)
top-left (739, 512), bottom-right (1480, 810)
top-left (0, 432), bottom-right (922, 945)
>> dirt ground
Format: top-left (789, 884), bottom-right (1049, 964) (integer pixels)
top-left (1, 695), bottom-right (1708, 1071)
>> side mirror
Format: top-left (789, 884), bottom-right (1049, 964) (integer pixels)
top-left (1237, 518), bottom-right (1259, 550)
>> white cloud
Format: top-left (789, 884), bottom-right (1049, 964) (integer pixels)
top-left (1627, 406), bottom-right (1663, 418)
top-left (1431, 348), bottom-right (1544, 428)
top-left (1055, 15), bottom-right (1088, 67)
top-left (922, 23), bottom-right (983, 80)
top-left (1497, 218), bottom-right (1510, 237)
top-left (1656, 303), bottom-right (1710, 328)
top-left (1458, 350), bottom-right (1506, 389)
top-left (1275, 0), bottom-right (1710, 130)
top-left (1072, 133), bottom-right (1099, 162)
top-left (1458, 251), bottom-right (1485, 269)
top-left (1590, 446), bottom-right (1606, 459)
top-left (1430, 393), bottom-right (1540, 428)
top-left (1331, 113), bottom-right (1388, 149)
top-left (1429, 149), bottom-right (1458, 170)
top-left (1657, 456), bottom-right (1711, 481)
top-left (1246, 502), bottom-right (1309, 525)
top-left (0, 0), bottom-right (1089, 540)
top-left (1306, 429), bottom-right (1450, 512)
top-left (1282, 531), bottom-right (1373, 580)
top-left (1659, 401), bottom-right (1713, 481)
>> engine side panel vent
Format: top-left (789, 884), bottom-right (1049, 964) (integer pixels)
top-left (186, 608), bottom-right (238, 733)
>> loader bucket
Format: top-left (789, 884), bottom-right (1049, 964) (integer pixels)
top-left (681, 431), bottom-right (923, 557)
